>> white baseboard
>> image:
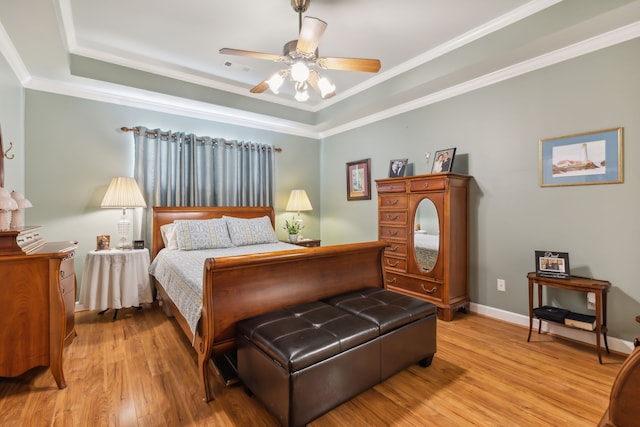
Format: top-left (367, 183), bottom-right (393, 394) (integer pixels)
top-left (470, 302), bottom-right (635, 356)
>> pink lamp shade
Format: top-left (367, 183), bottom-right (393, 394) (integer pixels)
top-left (0, 187), bottom-right (18, 230)
top-left (10, 191), bottom-right (33, 228)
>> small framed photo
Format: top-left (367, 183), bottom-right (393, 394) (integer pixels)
top-left (535, 250), bottom-right (570, 279)
top-left (431, 148), bottom-right (456, 173)
top-left (346, 158), bottom-right (371, 201)
top-left (539, 127), bottom-right (623, 187)
top-left (96, 235), bottom-right (110, 251)
top-left (388, 159), bottom-right (408, 178)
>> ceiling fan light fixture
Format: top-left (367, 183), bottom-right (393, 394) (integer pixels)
top-left (291, 60), bottom-right (310, 83)
top-left (266, 70), bottom-right (287, 94)
top-left (294, 89), bottom-right (310, 102)
top-left (317, 75), bottom-right (335, 98)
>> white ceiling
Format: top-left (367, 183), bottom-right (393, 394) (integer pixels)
top-left (1, 0), bottom-right (639, 137)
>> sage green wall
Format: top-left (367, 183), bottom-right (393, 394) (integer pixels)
top-left (0, 53), bottom-right (24, 191)
top-left (23, 91), bottom-right (320, 283)
top-left (320, 39), bottom-right (640, 341)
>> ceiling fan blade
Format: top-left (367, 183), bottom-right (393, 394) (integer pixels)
top-left (250, 80), bottom-right (270, 93)
top-left (318, 57), bottom-right (381, 73)
top-left (219, 48), bottom-right (282, 62)
top-left (296, 17), bottom-right (327, 55)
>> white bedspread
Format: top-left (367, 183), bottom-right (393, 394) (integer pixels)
top-left (149, 242), bottom-right (300, 340)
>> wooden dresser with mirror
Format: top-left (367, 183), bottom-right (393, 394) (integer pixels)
top-left (376, 173), bottom-right (471, 321)
top-left (0, 226), bottom-right (78, 388)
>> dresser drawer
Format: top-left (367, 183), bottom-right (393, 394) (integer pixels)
top-left (376, 181), bottom-right (406, 193)
top-left (409, 177), bottom-right (446, 192)
top-left (383, 256), bottom-right (407, 272)
top-left (379, 194), bottom-right (407, 209)
top-left (379, 226), bottom-right (407, 241)
top-left (384, 241), bottom-right (408, 257)
top-left (385, 273), bottom-right (443, 301)
top-left (60, 254), bottom-right (75, 282)
top-left (379, 210), bottom-right (408, 225)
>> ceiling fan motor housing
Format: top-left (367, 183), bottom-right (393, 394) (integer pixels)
top-left (291, 0), bottom-right (310, 13)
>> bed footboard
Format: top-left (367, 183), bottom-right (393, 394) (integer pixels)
top-left (198, 240), bottom-right (388, 402)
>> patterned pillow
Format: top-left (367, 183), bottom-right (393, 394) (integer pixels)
top-left (174, 218), bottom-right (233, 250)
top-left (224, 215), bottom-right (278, 246)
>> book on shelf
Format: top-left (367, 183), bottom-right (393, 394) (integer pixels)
top-left (564, 312), bottom-right (596, 331)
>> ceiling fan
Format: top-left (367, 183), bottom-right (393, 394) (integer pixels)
top-left (219, 0), bottom-right (381, 101)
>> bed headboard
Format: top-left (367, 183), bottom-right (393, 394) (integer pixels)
top-left (151, 206), bottom-right (275, 260)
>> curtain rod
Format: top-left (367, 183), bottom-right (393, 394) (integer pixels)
top-left (120, 127), bottom-right (282, 152)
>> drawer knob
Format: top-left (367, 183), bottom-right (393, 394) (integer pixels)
top-left (388, 230), bottom-right (399, 236)
top-left (386, 214), bottom-right (399, 221)
top-left (386, 199), bottom-right (399, 205)
top-left (388, 245), bottom-right (399, 252)
top-left (386, 260), bottom-right (399, 267)
top-left (386, 277), bottom-right (397, 284)
top-left (422, 182), bottom-right (429, 188)
top-left (421, 284), bottom-right (437, 294)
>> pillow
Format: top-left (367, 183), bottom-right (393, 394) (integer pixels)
top-left (174, 218), bottom-right (233, 250)
top-left (160, 223), bottom-right (179, 250)
top-left (224, 215), bottom-right (278, 246)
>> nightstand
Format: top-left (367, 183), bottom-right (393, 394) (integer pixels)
top-left (280, 239), bottom-right (320, 248)
top-left (286, 239), bottom-right (321, 247)
top-left (79, 248), bottom-right (154, 320)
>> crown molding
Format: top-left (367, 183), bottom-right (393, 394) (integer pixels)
top-left (2, 11), bottom-right (639, 140)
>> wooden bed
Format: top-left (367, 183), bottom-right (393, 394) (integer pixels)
top-left (150, 206), bottom-right (388, 401)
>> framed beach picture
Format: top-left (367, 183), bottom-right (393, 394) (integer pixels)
top-left (346, 158), bottom-right (371, 201)
top-left (388, 158), bottom-right (408, 178)
top-left (431, 148), bottom-right (456, 173)
top-left (539, 127), bottom-right (623, 187)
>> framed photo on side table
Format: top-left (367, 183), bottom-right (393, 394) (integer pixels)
top-left (539, 127), bottom-right (623, 187)
top-left (346, 158), bottom-right (371, 201)
top-left (535, 250), bottom-right (570, 279)
top-left (431, 148), bottom-right (456, 173)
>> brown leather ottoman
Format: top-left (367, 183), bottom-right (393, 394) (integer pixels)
top-left (324, 287), bottom-right (437, 380)
top-left (237, 301), bottom-right (381, 427)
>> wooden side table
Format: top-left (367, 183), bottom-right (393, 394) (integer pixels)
top-left (527, 272), bottom-right (611, 363)
top-left (79, 248), bottom-right (153, 320)
top-left (283, 239), bottom-right (321, 247)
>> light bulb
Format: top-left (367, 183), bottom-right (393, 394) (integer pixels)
top-left (317, 76), bottom-right (336, 98)
top-left (266, 71), bottom-right (285, 94)
top-left (290, 60), bottom-right (310, 83)
top-left (294, 89), bottom-right (309, 102)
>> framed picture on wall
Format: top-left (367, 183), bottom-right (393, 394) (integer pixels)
top-left (535, 250), bottom-right (570, 279)
top-left (346, 158), bottom-right (371, 201)
top-left (431, 148), bottom-right (456, 173)
top-left (539, 127), bottom-right (623, 187)
top-left (388, 158), bottom-right (408, 178)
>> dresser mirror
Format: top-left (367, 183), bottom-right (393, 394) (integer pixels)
top-left (413, 198), bottom-right (439, 271)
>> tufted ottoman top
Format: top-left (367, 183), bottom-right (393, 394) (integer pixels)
top-left (237, 301), bottom-right (379, 372)
top-left (324, 288), bottom-right (436, 334)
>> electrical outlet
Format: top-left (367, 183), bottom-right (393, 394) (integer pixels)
top-left (497, 279), bottom-right (506, 292)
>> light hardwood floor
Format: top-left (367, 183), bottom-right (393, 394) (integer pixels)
top-left (0, 305), bottom-right (626, 426)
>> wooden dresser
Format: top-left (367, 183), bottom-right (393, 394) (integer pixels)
top-left (376, 173), bottom-right (471, 320)
top-left (0, 227), bottom-right (78, 388)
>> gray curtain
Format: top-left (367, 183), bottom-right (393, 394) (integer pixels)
top-left (132, 126), bottom-right (276, 246)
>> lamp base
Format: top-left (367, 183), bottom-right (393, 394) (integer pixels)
top-left (116, 211), bottom-right (132, 250)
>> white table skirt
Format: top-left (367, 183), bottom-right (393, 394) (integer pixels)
top-left (79, 248), bottom-right (153, 310)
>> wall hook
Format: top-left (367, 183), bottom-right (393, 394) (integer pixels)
top-left (3, 142), bottom-right (14, 160)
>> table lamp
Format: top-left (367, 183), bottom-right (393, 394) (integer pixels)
top-left (285, 189), bottom-right (312, 240)
top-left (101, 177), bottom-right (147, 249)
